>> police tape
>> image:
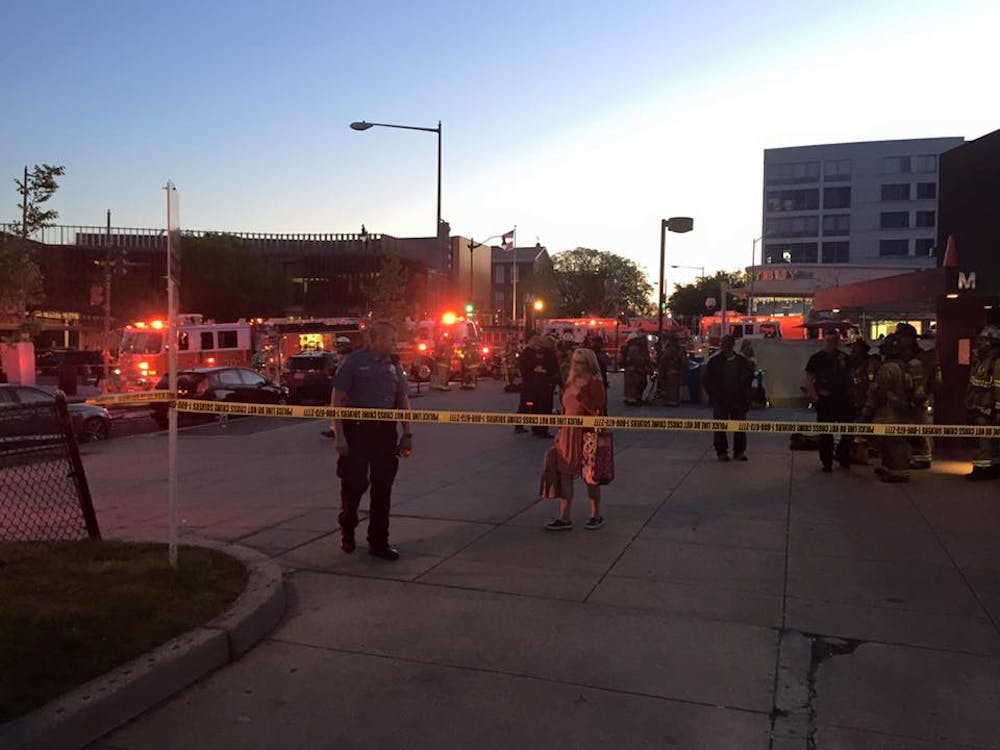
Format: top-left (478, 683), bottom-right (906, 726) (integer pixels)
top-left (167, 399), bottom-right (1000, 439)
top-left (85, 390), bottom-right (175, 406)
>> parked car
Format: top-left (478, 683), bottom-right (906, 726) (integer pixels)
top-left (0, 384), bottom-right (112, 445)
top-left (280, 352), bottom-right (339, 404)
top-left (151, 366), bottom-right (289, 429)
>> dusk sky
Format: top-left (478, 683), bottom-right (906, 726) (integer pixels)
top-left (4, 0), bottom-right (997, 292)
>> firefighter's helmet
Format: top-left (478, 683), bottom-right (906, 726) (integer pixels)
top-left (878, 333), bottom-right (902, 358)
top-left (976, 325), bottom-right (1000, 343)
top-left (335, 336), bottom-right (351, 345)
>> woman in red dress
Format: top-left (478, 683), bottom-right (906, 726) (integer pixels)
top-left (545, 347), bottom-right (607, 531)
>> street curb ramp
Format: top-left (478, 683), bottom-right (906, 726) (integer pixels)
top-left (0, 541), bottom-right (287, 750)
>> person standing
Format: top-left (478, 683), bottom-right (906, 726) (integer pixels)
top-left (896, 322), bottom-right (937, 469)
top-left (860, 334), bottom-right (912, 483)
top-left (518, 336), bottom-right (559, 437)
top-left (656, 336), bottom-right (687, 406)
top-left (965, 324), bottom-right (1000, 481)
top-left (703, 335), bottom-right (755, 461)
top-left (805, 330), bottom-right (855, 472)
top-left (621, 334), bottom-right (650, 406)
top-left (545, 347), bottom-right (607, 531)
top-left (332, 321), bottom-right (412, 560)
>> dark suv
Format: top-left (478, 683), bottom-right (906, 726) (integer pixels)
top-left (151, 367), bottom-right (288, 429)
top-left (281, 352), bottom-right (339, 404)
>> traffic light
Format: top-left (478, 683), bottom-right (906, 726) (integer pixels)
top-left (659, 300), bottom-right (667, 313)
top-left (464, 303), bottom-right (475, 315)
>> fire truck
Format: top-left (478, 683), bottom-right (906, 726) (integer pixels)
top-left (399, 313), bottom-right (486, 387)
top-left (699, 313), bottom-right (804, 345)
top-left (115, 314), bottom-right (367, 391)
top-left (116, 315), bottom-right (255, 390)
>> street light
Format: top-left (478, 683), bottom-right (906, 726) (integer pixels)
top-left (669, 263), bottom-right (705, 280)
top-left (350, 118), bottom-right (443, 292)
top-left (747, 232), bottom-right (770, 315)
top-left (658, 217), bottom-right (694, 342)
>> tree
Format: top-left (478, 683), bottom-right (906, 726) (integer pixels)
top-left (180, 234), bottom-right (289, 320)
top-left (550, 248), bottom-right (653, 317)
top-left (667, 270), bottom-right (748, 319)
top-left (12, 164), bottom-right (66, 237)
top-left (363, 254), bottom-right (411, 329)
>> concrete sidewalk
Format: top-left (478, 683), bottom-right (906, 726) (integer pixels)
top-left (74, 377), bottom-right (1000, 749)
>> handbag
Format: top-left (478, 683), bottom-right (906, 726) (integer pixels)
top-left (582, 429), bottom-right (615, 485)
top-left (539, 445), bottom-right (561, 499)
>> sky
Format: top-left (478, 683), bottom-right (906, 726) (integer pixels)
top-left (3, 0), bottom-right (999, 294)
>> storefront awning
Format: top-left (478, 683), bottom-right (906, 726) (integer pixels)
top-left (812, 268), bottom-right (945, 316)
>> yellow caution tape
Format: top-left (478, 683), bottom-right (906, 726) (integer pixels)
top-left (168, 399), bottom-right (1000, 439)
top-left (86, 390), bottom-right (175, 406)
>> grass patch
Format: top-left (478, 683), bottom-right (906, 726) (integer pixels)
top-left (0, 540), bottom-right (248, 723)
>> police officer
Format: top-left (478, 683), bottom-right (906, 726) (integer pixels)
top-left (966, 324), bottom-right (1000, 481)
top-left (331, 321), bottom-right (412, 560)
top-left (703, 335), bottom-right (755, 461)
top-left (805, 330), bottom-right (855, 472)
top-left (861, 334), bottom-right (911, 483)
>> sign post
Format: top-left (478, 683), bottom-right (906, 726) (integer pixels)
top-left (165, 182), bottom-right (181, 569)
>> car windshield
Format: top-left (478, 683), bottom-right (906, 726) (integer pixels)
top-left (121, 330), bottom-right (163, 355)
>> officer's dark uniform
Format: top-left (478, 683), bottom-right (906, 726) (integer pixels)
top-left (333, 348), bottom-right (409, 553)
top-left (806, 344), bottom-right (855, 470)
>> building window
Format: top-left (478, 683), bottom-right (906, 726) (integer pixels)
top-left (765, 215), bottom-right (819, 238)
top-left (879, 239), bottom-right (909, 256)
top-left (764, 242), bottom-right (818, 264)
top-left (765, 189), bottom-right (819, 212)
top-left (914, 238), bottom-right (935, 256)
top-left (916, 182), bottom-right (937, 199)
top-left (218, 330), bottom-right (239, 349)
top-left (821, 214), bottom-right (850, 236)
top-left (766, 161), bottom-right (821, 185)
top-left (880, 211), bottom-right (909, 229)
top-left (493, 291), bottom-right (505, 310)
top-left (493, 265), bottom-right (505, 283)
top-left (823, 187), bottom-right (851, 209)
top-left (823, 159), bottom-right (851, 181)
top-left (880, 183), bottom-right (910, 201)
top-left (882, 156), bottom-right (911, 174)
top-left (916, 210), bottom-right (936, 228)
top-left (822, 241), bottom-right (850, 263)
top-left (914, 154), bottom-right (937, 173)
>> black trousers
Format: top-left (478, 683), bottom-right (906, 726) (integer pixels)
top-left (524, 381), bottom-right (554, 435)
top-left (816, 397), bottom-right (855, 468)
top-left (712, 399), bottom-right (747, 456)
top-left (337, 421), bottom-right (399, 547)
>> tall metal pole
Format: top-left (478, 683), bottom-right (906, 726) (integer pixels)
top-left (436, 122), bottom-right (443, 308)
top-left (103, 210), bottom-right (112, 392)
top-left (511, 226), bottom-right (518, 324)
top-left (657, 219), bottom-right (666, 342)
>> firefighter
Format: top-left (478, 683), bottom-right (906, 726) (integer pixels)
top-left (965, 324), bottom-right (1000, 481)
top-left (655, 335), bottom-right (687, 407)
top-left (896, 323), bottom-right (938, 469)
top-left (861, 334), bottom-right (912, 483)
top-left (620, 333), bottom-right (650, 406)
top-left (502, 339), bottom-right (521, 391)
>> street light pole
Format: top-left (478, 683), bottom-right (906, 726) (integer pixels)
top-left (748, 233), bottom-right (768, 315)
top-left (351, 118), bottom-right (443, 299)
top-left (657, 217), bottom-right (694, 343)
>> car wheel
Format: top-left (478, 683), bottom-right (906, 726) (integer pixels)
top-left (80, 417), bottom-right (110, 443)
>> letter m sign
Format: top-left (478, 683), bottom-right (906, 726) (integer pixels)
top-left (958, 272), bottom-right (977, 290)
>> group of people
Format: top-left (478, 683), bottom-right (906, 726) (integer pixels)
top-left (619, 333), bottom-right (701, 407)
top-left (328, 318), bottom-right (1000, 563)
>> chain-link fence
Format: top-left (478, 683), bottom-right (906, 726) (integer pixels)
top-left (0, 394), bottom-right (100, 541)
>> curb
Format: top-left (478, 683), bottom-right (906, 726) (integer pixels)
top-left (0, 541), bottom-right (286, 750)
